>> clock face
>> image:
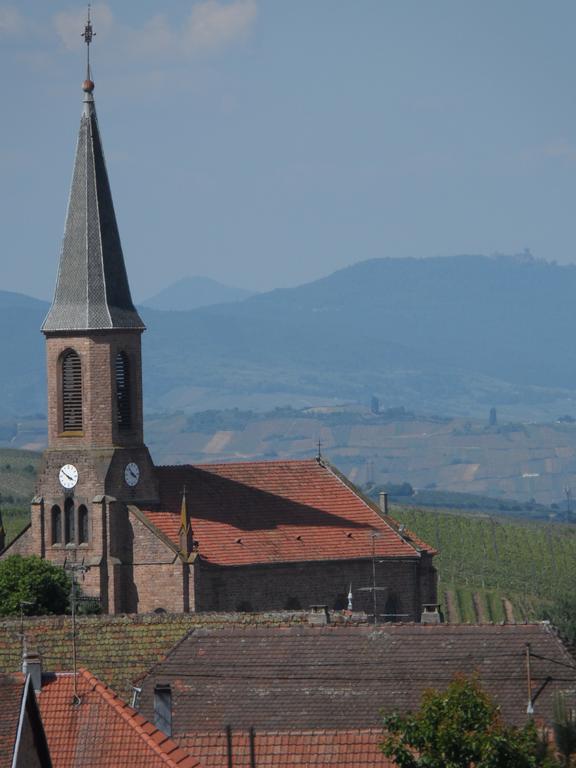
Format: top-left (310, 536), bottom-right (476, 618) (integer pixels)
top-left (59, 464), bottom-right (78, 489)
top-left (124, 462), bottom-right (140, 487)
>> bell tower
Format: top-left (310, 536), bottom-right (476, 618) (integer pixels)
top-left (33, 10), bottom-right (158, 606)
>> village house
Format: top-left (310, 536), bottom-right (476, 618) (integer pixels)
top-left (1, 613), bottom-right (575, 768)
top-left (1, 650), bottom-right (203, 768)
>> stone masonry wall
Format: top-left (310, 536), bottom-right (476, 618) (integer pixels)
top-left (125, 510), bottom-right (193, 614)
top-left (196, 557), bottom-right (436, 620)
top-left (45, 331), bottom-right (144, 449)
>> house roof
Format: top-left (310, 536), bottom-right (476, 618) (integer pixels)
top-left (42, 78), bottom-right (143, 332)
top-left (0, 673), bottom-right (52, 768)
top-left (0, 673), bottom-right (26, 768)
top-left (138, 622), bottom-right (576, 731)
top-left (177, 729), bottom-right (393, 768)
top-left (143, 459), bottom-right (433, 566)
top-left (38, 668), bottom-right (200, 768)
top-left (0, 613), bottom-right (325, 700)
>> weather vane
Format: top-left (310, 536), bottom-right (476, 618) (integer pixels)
top-left (81, 4), bottom-right (95, 81)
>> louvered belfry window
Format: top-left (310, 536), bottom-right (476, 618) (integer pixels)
top-left (115, 351), bottom-right (132, 430)
top-left (61, 349), bottom-right (83, 431)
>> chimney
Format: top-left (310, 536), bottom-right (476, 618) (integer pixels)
top-left (22, 646), bottom-right (42, 693)
top-left (421, 604), bottom-right (442, 625)
top-left (308, 605), bottom-right (330, 625)
top-left (378, 492), bottom-right (389, 514)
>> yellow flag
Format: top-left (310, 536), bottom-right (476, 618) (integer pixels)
top-left (180, 487), bottom-right (188, 534)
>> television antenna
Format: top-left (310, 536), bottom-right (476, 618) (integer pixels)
top-left (356, 530), bottom-right (388, 624)
top-left (64, 555), bottom-right (91, 705)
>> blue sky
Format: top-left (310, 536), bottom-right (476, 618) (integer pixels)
top-left (2, 1), bottom-right (576, 300)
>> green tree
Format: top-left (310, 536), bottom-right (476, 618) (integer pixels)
top-left (553, 692), bottom-right (576, 767)
top-left (0, 555), bottom-right (70, 616)
top-left (540, 594), bottom-right (576, 648)
top-left (381, 676), bottom-right (559, 768)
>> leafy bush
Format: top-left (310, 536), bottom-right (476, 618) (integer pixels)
top-left (0, 555), bottom-right (70, 616)
top-left (539, 593), bottom-right (576, 647)
top-left (381, 676), bottom-right (559, 767)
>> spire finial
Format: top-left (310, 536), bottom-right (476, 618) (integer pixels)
top-left (82, 4), bottom-right (95, 93)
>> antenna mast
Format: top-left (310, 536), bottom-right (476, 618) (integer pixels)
top-left (64, 555), bottom-right (89, 705)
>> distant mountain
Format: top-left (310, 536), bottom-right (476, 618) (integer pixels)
top-left (140, 276), bottom-right (254, 311)
top-left (0, 290), bottom-right (48, 310)
top-left (3, 255), bottom-right (576, 420)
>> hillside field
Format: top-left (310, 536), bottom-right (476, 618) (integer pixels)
top-left (392, 505), bottom-right (574, 622)
top-left (0, 448), bottom-right (39, 505)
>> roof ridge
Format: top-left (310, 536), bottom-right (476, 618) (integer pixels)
top-left (321, 458), bottom-right (427, 555)
top-left (133, 627), bottom-right (201, 686)
top-left (128, 505), bottom-right (182, 558)
top-left (77, 668), bottom-right (201, 767)
top-left (158, 458), bottom-right (320, 470)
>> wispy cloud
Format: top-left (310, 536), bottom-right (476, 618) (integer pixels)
top-left (543, 142), bottom-right (576, 164)
top-left (0, 6), bottom-right (25, 36)
top-left (53, 1), bottom-right (257, 57)
top-left (183, 0), bottom-right (257, 52)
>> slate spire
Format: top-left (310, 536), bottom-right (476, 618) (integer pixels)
top-left (42, 17), bottom-right (144, 333)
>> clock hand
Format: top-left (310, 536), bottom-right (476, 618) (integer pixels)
top-left (63, 471), bottom-right (73, 481)
top-left (129, 468), bottom-right (137, 478)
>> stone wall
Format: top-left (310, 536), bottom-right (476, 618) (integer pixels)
top-left (196, 556), bottom-right (436, 620)
top-left (45, 331), bottom-right (144, 449)
top-left (126, 509), bottom-right (193, 614)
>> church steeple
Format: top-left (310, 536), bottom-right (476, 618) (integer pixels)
top-left (42, 19), bottom-right (143, 333)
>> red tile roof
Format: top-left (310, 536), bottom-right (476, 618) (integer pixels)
top-left (178, 729), bottom-right (394, 768)
top-left (143, 459), bottom-right (431, 566)
top-left (0, 673), bottom-right (25, 768)
top-left (38, 668), bottom-right (201, 768)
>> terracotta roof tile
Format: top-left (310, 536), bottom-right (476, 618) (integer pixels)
top-left (138, 622), bottom-right (576, 732)
top-left (38, 668), bottom-right (201, 767)
top-left (177, 729), bottom-right (393, 768)
top-left (143, 459), bottom-right (431, 566)
top-left (0, 673), bottom-right (25, 768)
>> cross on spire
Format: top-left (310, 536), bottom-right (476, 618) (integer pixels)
top-left (82, 4), bottom-right (95, 80)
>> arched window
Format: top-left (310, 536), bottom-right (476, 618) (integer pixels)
top-left (61, 349), bottom-right (83, 432)
top-left (51, 505), bottom-right (62, 545)
top-left (78, 505), bottom-right (89, 544)
top-left (115, 352), bottom-right (132, 430)
top-left (64, 498), bottom-right (75, 545)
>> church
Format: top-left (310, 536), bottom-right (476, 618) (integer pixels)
top-left (1, 24), bottom-right (437, 617)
